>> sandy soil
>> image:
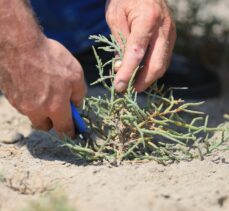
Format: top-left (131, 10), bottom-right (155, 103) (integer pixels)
top-left (0, 82), bottom-right (229, 211)
top-left (0, 1), bottom-right (229, 210)
top-left (0, 45), bottom-right (229, 211)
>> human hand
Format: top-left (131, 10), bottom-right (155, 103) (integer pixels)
top-left (0, 37), bottom-right (87, 138)
top-left (106, 0), bottom-right (176, 92)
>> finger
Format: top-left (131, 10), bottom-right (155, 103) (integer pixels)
top-left (49, 102), bottom-right (75, 139)
top-left (110, 16), bottom-right (130, 51)
top-left (70, 60), bottom-right (87, 107)
top-left (29, 116), bottom-right (53, 131)
top-left (107, 10), bottom-right (130, 71)
top-left (134, 22), bottom-right (176, 92)
top-left (106, 6), bottom-right (130, 49)
top-left (114, 17), bottom-right (160, 92)
top-left (165, 20), bottom-right (177, 69)
top-left (71, 80), bottom-right (87, 107)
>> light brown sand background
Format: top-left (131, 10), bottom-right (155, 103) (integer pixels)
top-left (0, 94), bottom-right (229, 211)
top-left (0, 1), bottom-right (229, 210)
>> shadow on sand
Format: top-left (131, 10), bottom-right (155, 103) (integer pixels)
top-left (16, 130), bottom-right (95, 166)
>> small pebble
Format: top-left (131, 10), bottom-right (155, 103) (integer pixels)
top-left (0, 130), bottom-right (23, 144)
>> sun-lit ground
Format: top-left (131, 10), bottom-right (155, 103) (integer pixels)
top-left (0, 1), bottom-right (229, 211)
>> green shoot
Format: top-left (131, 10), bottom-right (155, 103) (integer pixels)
top-left (63, 34), bottom-right (227, 165)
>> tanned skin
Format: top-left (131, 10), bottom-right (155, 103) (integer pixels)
top-left (0, 0), bottom-right (175, 137)
top-left (0, 0), bottom-right (87, 138)
top-left (106, 0), bottom-right (176, 92)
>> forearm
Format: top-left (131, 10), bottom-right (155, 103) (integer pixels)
top-left (0, 1), bottom-right (87, 137)
top-left (0, 0), bottom-right (45, 95)
top-left (0, 0), bottom-right (44, 55)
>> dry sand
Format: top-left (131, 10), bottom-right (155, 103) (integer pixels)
top-left (0, 1), bottom-right (229, 210)
top-left (0, 43), bottom-right (229, 211)
top-left (0, 80), bottom-right (229, 211)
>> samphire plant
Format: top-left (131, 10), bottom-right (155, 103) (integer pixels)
top-left (63, 34), bottom-right (226, 165)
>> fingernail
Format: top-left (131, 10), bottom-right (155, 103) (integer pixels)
top-left (115, 81), bottom-right (126, 92)
top-left (114, 60), bottom-right (122, 70)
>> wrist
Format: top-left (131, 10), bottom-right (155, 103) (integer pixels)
top-left (0, 0), bottom-right (46, 65)
top-left (0, 33), bottom-right (47, 96)
top-left (0, 0), bottom-right (44, 50)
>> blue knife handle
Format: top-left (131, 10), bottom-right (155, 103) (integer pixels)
top-left (70, 101), bottom-right (88, 134)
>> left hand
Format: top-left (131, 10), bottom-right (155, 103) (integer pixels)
top-left (106, 0), bottom-right (176, 92)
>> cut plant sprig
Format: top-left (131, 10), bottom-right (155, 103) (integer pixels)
top-left (63, 34), bottom-right (227, 165)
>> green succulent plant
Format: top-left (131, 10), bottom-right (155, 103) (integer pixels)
top-left (63, 34), bottom-right (227, 165)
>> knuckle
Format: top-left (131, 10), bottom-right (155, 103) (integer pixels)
top-left (74, 70), bottom-right (84, 81)
top-left (19, 102), bottom-right (36, 115)
top-left (142, 2), bottom-right (161, 21)
top-left (66, 68), bottom-right (84, 84)
top-left (145, 9), bottom-right (160, 23)
top-left (105, 11), bottom-right (116, 26)
top-left (62, 75), bottom-right (72, 86)
top-left (69, 73), bottom-right (84, 88)
top-left (48, 103), bottom-right (61, 114)
top-left (130, 44), bottom-right (146, 62)
top-left (64, 74), bottom-right (74, 84)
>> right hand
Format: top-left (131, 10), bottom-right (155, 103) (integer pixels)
top-left (0, 37), bottom-right (87, 138)
top-left (106, 0), bottom-right (176, 93)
